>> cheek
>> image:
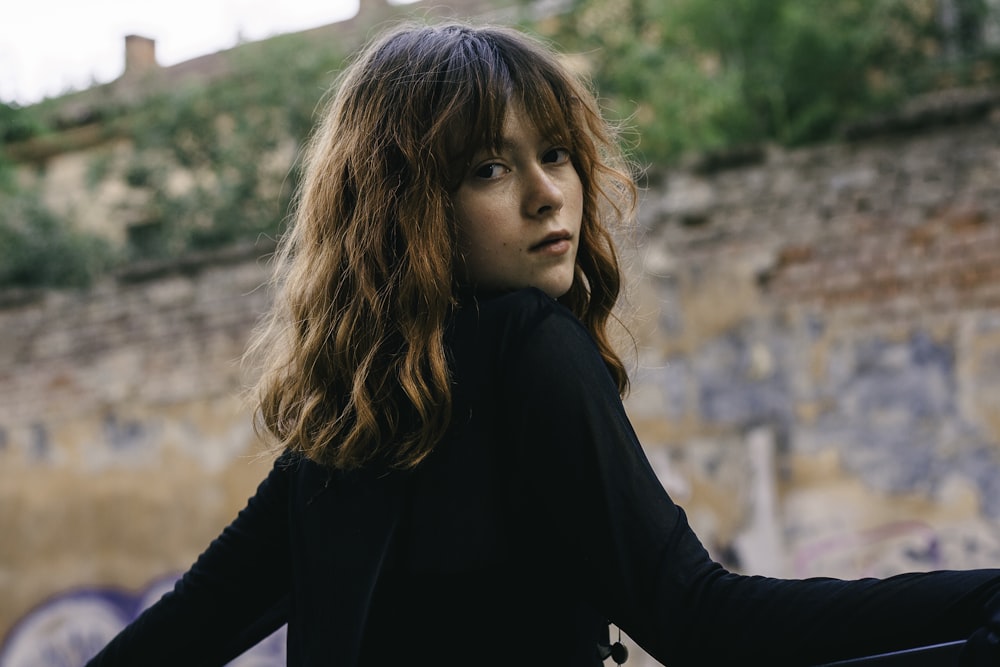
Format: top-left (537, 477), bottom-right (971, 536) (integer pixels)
top-left (572, 178), bottom-right (585, 211)
top-left (455, 198), bottom-right (504, 250)
top-left (454, 215), bottom-right (503, 268)
top-left (451, 200), bottom-right (478, 250)
top-left (457, 219), bottom-right (490, 253)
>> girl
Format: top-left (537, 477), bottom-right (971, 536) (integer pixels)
top-left (87, 21), bottom-right (1000, 666)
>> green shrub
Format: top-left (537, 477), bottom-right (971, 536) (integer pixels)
top-left (0, 101), bottom-right (46, 144)
top-left (0, 191), bottom-right (116, 288)
top-left (117, 33), bottom-right (344, 261)
top-left (539, 0), bottom-right (1000, 164)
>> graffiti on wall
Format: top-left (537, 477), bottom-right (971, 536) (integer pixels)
top-left (0, 577), bottom-right (286, 667)
top-left (789, 519), bottom-right (1000, 579)
top-left (791, 520), bottom-right (943, 579)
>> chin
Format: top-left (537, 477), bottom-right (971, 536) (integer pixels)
top-left (539, 279), bottom-right (574, 300)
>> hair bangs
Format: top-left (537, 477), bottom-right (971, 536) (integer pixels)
top-left (509, 66), bottom-right (580, 157)
top-left (430, 26), bottom-right (584, 188)
top-left (431, 31), bottom-right (512, 188)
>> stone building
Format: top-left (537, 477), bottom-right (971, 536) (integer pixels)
top-left (2, 1), bottom-right (1000, 665)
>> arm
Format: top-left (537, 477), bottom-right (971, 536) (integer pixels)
top-left (499, 294), bottom-right (1000, 665)
top-left (85, 454), bottom-right (294, 667)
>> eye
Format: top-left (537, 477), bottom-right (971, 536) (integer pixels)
top-left (472, 162), bottom-right (508, 180)
top-left (542, 147), bottom-right (572, 165)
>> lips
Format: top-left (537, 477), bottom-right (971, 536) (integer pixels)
top-left (530, 231), bottom-right (572, 252)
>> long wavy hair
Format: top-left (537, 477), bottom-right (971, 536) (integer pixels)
top-left (246, 22), bottom-right (636, 470)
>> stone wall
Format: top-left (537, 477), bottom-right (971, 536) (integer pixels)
top-left (0, 247), bottom-right (276, 665)
top-left (3, 93), bottom-right (1000, 664)
top-left (627, 92), bottom-right (1000, 583)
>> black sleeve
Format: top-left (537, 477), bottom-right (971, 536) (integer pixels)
top-left (85, 454), bottom-right (293, 667)
top-left (499, 293), bottom-right (1000, 666)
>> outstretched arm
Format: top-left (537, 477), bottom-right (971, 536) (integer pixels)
top-left (499, 292), bottom-right (1000, 665)
top-left (85, 455), bottom-right (294, 667)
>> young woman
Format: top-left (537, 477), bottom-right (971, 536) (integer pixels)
top-left (86, 21), bottom-right (1000, 667)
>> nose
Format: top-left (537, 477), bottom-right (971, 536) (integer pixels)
top-left (523, 166), bottom-right (564, 218)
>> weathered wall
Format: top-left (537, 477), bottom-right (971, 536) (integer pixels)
top-left (3, 95), bottom-right (1000, 664)
top-left (0, 248), bottom-right (276, 665)
top-left (627, 96), bottom-right (1000, 583)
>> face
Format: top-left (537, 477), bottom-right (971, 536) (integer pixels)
top-left (452, 105), bottom-right (584, 299)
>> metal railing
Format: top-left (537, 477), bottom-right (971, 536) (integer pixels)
top-left (817, 640), bottom-right (966, 666)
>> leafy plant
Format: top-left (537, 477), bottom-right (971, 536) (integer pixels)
top-left (116, 33), bottom-right (344, 261)
top-left (4, 1), bottom-right (999, 288)
top-left (0, 189), bottom-right (115, 288)
top-left (0, 101), bottom-right (46, 144)
top-left (537, 0), bottom-right (1000, 164)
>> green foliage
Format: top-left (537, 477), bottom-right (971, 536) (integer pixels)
top-left (0, 32), bottom-right (344, 288)
top-left (0, 151), bottom-right (15, 196)
top-left (85, 151), bottom-right (114, 191)
top-left (0, 101), bottom-right (46, 144)
top-left (0, 102), bottom-right (44, 195)
top-left (539, 0), bottom-right (1000, 164)
top-left (4, 2), bottom-right (999, 288)
top-left (0, 190), bottom-right (116, 288)
top-left (117, 33), bottom-right (344, 262)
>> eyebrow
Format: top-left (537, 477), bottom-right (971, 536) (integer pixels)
top-left (482, 133), bottom-right (550, 156)
top-left (482, 136), bottom-right (519, 154)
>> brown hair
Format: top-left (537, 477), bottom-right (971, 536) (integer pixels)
top-left (246, 22), bottom-right (636, 470)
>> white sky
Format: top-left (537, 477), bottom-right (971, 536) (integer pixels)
top-left (0, 0), bottom-right (369, 105)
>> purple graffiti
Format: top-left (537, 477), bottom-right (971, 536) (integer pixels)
top-left (792, 520), bottom-right (943, 578)
top-left (0, 576), bottom-right (285, 667)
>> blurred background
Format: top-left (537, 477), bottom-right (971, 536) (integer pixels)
top-left (2, 0), bottom-right (1000, 664)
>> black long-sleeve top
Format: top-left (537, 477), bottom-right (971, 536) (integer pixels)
top-left (87, 287), bottom-right (1000, 666)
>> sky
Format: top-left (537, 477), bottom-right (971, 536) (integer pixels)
top-left (0, 0), bottom-right (372, 105)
